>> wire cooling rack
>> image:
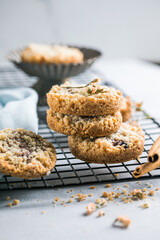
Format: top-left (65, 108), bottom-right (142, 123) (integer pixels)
top-left (0, 65), bottom-right (160, 190)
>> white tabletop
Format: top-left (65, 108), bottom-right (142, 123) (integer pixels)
top-left (1, 59), bottom-right (160, 240)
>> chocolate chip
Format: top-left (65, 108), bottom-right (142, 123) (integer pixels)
top-left (112, 140), bottom-right (128, 149)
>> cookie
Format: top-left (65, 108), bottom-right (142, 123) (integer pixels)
top-left (47, 109), bottom-right (122, 138)
top-left (47, 79), bottom-right (123, 116)
top-left (21, 43), bottom-right (84, 64)
top-left (120, 96), bottom-right (132, 122)
top-left (68, 123), bottom-right (144, 164)
top-left (0, 129), bottom-right (56, 179)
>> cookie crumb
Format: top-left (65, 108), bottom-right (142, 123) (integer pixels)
top-left (68, 198), bottom-right (73, 203)
top-left (6, 203), bottom-right (12, 207)
top-left (41, 210), bottom-right (45, 214)
top-left (131, 189), bottom-right (146, 200)
top-left (89, 193), bottom-right (93, 197)
top-left (148, 190), bottom-right (155, 196)
top-left (77, 193), bottom-right (88, 201)
top-left (13, 199), bottom-right (20, 205)
top-left (124, 184), bottom-right (129, 188)
top-left (54, 197), bottom-right (60, 202)
top-left (89, 186), bottom-right (95, 189)
top-left (86, 203), bottom-right (96, 215)
top-left (156, 187), bottom-right (159, 191)
top-left (98, 210), bottom-right (105, 217)
top-left (141, 202), bottom-right (149, 208)
top-left (6, 196), bottom-right (11, 201)
top-left (142, 188), bottom-right (147, 192)
top-left (72, 194), bottom-right (76, 198)
top-left (114, 174), bottom-right (119, 177)
top-left (106, 184), bottom-right (111, 188)
top-left (102, 192), bottom-right (108, 198)
top-left (113, 216), bottom-right (131, 228)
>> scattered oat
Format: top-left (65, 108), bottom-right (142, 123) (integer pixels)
top-left (13, 199), bottom-right (20, 205)
top-left (89, 186), bottom-right (95, 189)
top-left (89, 193), bottom-right (93, 197)
top-left (86, 203), bottom-right (96, 215)
top-left (98, 210), bottom-right (105, 217)
top-left (113, 216), bottom-right (131, 228)
top-left (6, 203), bottom-right (12, 207)
top-left (106, 184), bottom-right (111, 188)
top-left (148, 190), bottom-right (155, 196)
top-left (6, 196), bottom-right (11, 201)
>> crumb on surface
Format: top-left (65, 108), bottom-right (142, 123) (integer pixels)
top-left (54, 197), bottom-right (60, 202)
top-left (131, 189), bottom-right (146, 200)
top-left (124, 184), bottom-right (129, 188)
top-left (77, 193), bottom-right (88, 201)
top-left (68, 198), bottom-right (73, 203)
top-left (98, 210), bottom-right (105, 217)
top-left (89, 186), bottom-right (95, 189)
top-left (13, 199), bottom-right (20, 205)
top-left (142, 188), bottom-right (147, 192)
top-left (6, 203), bottom-right (12, 207)
top-left (114, 174), bottom-right (119, 177)
top-left (102, 192), bottom-right (108, 198)
top-left (106, 184), bottom-right (111, 188)
top-left (89, 193), bottom-right (93, 197)
top-left (156, 187), bottom-right (159, 191)
top-left (113, 216), bottom-right (131, 228)
top-left (141, 202), bottom-right (149, 208)
top-left (41, 210), bottom-right (45, 214)
top-left (86, 203), bottom-right (96, 215)
top-left (148, 190), bottom-right (155, 196)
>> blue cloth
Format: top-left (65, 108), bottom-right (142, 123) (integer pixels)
top-left (0, 87), bottom-right (38, 132)
top-left (0, 88), bottom-right (38, 178)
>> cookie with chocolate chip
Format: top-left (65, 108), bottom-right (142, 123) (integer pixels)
top-left (47, 78), bottom-right (123, 116)
top-left (0, 129), bottom-right (56, 179)
top-left (68, 123), bottom-right (144, 164)
top-left (47, 109), bottom-right (122, 138)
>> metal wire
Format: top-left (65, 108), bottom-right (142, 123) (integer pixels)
top-left (0, 66), bottom-right (160, 190)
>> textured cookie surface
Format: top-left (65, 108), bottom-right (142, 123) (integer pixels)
top-left (120, 96), bottom-right (132, 122)
top-left (47, 79), bottom-right (123, 116)
top-left (47, 109), bottom-right (122, 138)
top-left (21, 43), bottom-right (84, 64)
top-left (0, 129), bottom-right (56, 179)
top-left (68, 123), bottom-right (144, 164)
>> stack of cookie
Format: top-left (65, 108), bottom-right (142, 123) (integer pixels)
top-left (47, 79), bottom-right (144, 164)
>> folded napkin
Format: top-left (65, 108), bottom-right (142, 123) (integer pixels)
top-left (0, 88), bottom-right (38, 178)
top-left (0, 87), bottom-right (38, 133)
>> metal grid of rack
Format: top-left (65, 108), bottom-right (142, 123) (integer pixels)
top-left (0, 65), bottom-right (160, 190)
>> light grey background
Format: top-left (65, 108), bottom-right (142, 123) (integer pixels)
top-left (1, 0), bottom-right (160, 62)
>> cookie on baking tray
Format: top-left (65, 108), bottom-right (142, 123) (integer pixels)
top-left (0, 129), bottom-right (56, 179)
top-left (120, 96), bottom-right (132, 122)
top-left (47, 78), bottom-right (123, 116)
top-left (68, 123), bottom-right (144, 164)
top-left (47, 109), bottom-right (122, 138)
top-left (21, 43), bottom-right (84, 64)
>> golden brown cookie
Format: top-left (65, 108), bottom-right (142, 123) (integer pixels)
top-left (120, 96), bottom-right (132, 122)
top-left (21, 43), bottom-right (84, 64)
top-left (47, 79), bottom-right (123, 116)
top-left (47, 109), bottom-right (122, 138)
top-left (0, 129), bottom-right (56, 179)
top-left (68, 123), bottom-right (144, 164)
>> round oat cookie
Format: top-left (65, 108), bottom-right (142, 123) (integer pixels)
top-left (0, 129), bottom-right (56, 179)
top-left (21, 43), bottom-right (84, 64)
top-left (68, 123), bottom-right (144, 164)
top-left (47, 79), bottom-right (123, 116)
top-left (120, 96), bottom-right (132, 122)
top-left (47, 109), bottom-right (122, 138)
